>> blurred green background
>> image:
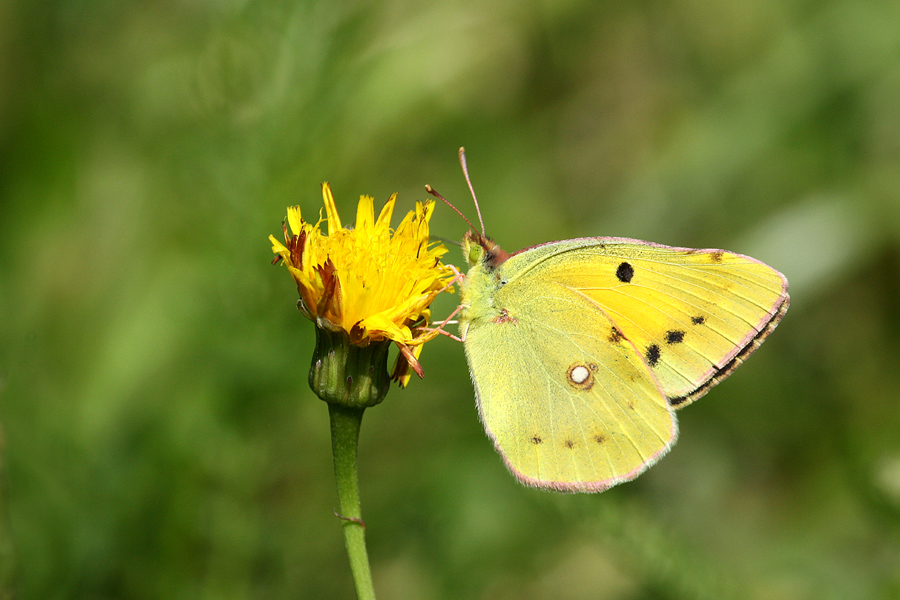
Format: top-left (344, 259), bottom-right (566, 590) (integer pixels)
top-left (2, 0), bottom-right (899, 598)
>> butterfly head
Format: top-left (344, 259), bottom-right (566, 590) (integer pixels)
top-left (463, 231), bottom-right (510, 272)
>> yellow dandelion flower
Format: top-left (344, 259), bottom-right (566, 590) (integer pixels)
top-left (270, 183), bottom-right (453, 397)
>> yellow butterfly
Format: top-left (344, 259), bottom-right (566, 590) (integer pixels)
top-left (438, 150), bottom-right (789, 493)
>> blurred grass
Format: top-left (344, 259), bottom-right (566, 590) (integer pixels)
top-left (1, 0), bottom-right (900, 598)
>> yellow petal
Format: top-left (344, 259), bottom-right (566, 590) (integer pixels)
top-left (322, 182), bottom-right (342, 234)
top-left (287, 206), bottom-right (304, 236)
top-left (420, 199), bottom-right (435, 222)
top-left (356, 195), bottom-right (375, 236)
top-left (376, 193), bottom-right (396, 231)
top-left (286, 265), bottom-right (320, 318)
top-left (269, 234), bottom-right (289, 257)
top-left (360, 313), bottom-right (410, 343)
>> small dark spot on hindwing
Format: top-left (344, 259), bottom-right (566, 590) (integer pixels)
top-left (691, 315), bottom-right (705, 325)
top-left (609, 327), bottom-right (624, 343)
top-left (564, 440), bottom-right (575, 449)
top-left (615, 262), bottom-right (634, 283)
top-left (531, 435), bottom-right (543, 444)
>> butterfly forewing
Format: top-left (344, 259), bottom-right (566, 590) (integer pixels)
top-left (502, 238), bottom-right (789, 406)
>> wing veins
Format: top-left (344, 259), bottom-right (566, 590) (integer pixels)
top-left (517, 295), bottom-right (671, 460)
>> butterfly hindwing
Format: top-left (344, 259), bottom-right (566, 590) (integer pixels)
top-left (463, 276), bottom-right (677, 492)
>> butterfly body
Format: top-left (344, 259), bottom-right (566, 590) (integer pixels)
top-left (459, 231), bottom-right (789, 493)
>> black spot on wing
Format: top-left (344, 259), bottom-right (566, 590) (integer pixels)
top-left (691, 315), bottom-right (705, 325)
top-left (665, 330), bottom-right (685, 344)
top-left (564, 440), bottom-right (575, 449)
top-left (615, 262), bottom-right (634, 283)
top-left (531, 435), bottom-right (543, 444)
top-left (645, 344), bottom-right (661, 367)
top-left (608, 327), bottom-right (624, 343)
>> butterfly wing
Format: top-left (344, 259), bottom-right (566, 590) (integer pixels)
top-left (500, 237), bottom-right (790, 407)
top-left (463, 271), bottom-right (677, 492)
top-left (461, 236), bottom-right (788, 491)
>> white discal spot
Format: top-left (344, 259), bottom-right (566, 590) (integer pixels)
top-left (570, 365), bottom-right (590, 384)
top-left (567, 362), bottom-right (596, 390)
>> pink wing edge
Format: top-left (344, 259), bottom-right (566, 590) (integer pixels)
top-left (475, 386), bottom-right (679, 493)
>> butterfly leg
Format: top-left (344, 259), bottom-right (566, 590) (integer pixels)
top-left (434, 263), bottom-right (465, 295)
top-left (424, 302), bottom-right (465, 342)
top-left (418, 264), bottom-right (467, 342)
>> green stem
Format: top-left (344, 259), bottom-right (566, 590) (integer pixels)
top-left (329, 404), bottom-right (376, 600)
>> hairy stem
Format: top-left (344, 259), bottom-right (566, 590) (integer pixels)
top-left (329, 404), bottom-right (375, 600)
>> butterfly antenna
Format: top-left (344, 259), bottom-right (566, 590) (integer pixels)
top-left (458, 147), bottom-right (485, 235)
top-left (431, 234), bottom-right (462, 249)
top-left (425, 184), bottom-right (477, 232)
